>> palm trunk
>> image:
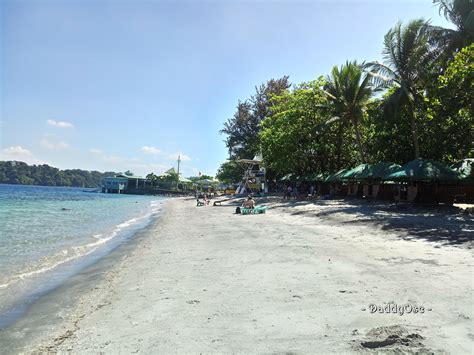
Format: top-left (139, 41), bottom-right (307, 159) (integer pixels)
top-left (334, 122), bottom-right (345, 170)
top-left (353, 120), bottom-right (367, 162)
top-left (409, 103), bottom-right (420, 159)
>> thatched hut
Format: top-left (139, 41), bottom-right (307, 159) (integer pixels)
top-left (341, 164), bottom-right (370, 197)
top-left (324, 169), bottom-right (349, 197)
top-left (355, 162), bottom-right (402, 199)
top-left (385, 159), bottom-right (460, 204)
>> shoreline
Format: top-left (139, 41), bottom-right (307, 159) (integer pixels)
top-left (0, 189), bottom-right (167, 331)
top-left (1, 197), bottom-right (472, 353)
top-left (0, 199), bottom-right (170, 352)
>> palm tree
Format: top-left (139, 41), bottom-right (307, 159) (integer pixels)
top-left (146, 173), bottom-right (158, 187)
top-left (431, 0), bottom-right (474, 55)
top-left (365, 19), bottom-right (440, 159)
top-left (324, 61), bottom-right (373, 162)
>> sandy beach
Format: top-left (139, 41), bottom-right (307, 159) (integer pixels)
top-left (1, 197), bottom-right (473, 353)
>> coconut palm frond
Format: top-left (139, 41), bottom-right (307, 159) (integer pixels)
top-left (364, 61), bottom-right (398, 89)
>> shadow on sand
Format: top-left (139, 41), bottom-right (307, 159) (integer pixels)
top-left (273, 198), bottom-right (473, 248)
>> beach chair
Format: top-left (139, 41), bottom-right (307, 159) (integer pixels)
top-left (240, 205), bottom-right (267, 215)
top-left (213, 198), bottom-right (230, 206)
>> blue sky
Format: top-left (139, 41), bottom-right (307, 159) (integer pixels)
top-left (0, 0), bottom-right (451, 177)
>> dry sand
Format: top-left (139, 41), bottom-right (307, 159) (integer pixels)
top-left (1, 197), bottom-right (473, 353)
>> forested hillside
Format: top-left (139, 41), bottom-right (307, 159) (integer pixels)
top-left (0, 161), bottom-right (117, 187)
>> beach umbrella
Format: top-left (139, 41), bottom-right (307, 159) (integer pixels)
top-left (385, 158), bottom-right (460, 182)
top-left (324, 168), bottom-right (350, 183)
top-left (450, 159), bottom-right (474, 183)
top-left (179, 177), bottom-right (193, 183)
top-left (195, 178), bottom-right (216, 185)
top-left (341, 164), bottom-right (371, 180)
top-left (355, 162), bottom-right (402, 181)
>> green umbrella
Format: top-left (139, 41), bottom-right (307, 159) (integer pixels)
top-left (324, 168), bottom-right (350, 183)
top-left (385, 158), bottom-right (460, 182)
top-left (450, 159), bottom-right (474, 182)
top-left (356, 162), bottom-right (402, 181)
top-left (341, 164), bottom-right (371, 180)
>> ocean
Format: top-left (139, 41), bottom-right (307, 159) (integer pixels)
top-left (0, 184), bottom-right (165, 328)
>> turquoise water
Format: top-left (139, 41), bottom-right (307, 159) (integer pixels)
top-left (0, 184), bottom-right (165, 326)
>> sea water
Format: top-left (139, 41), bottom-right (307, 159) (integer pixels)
top-left (0, 184), bottom-right (165, 327)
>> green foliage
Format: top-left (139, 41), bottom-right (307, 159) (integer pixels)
top-left (422, 44), bottom-right (474, 162)
top-left (146, 173), bottom-right (159, 187)
top-left (216, 160), bottom-right (245, 184)
top-left (260, 78), bottom-right (358, 176)
top-left (366, 44), bottom-right (473, 165)
top-left (0, 161), bottom-right (115, 187)
top-left (219, 12), bottom-right (472, 181)
top-left (365, 96), bottom-right (416, 164)
top-left (220, 76), bottom-right (290, 159)
top-left (432, 0), bottom-right (474, 54)
top-left (366, 19), bottom-right (441, 158)
top-left (324, 61), bottom-right (373, 161)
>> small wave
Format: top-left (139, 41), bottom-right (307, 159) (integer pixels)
top-left (0, 233), bottom-right (118, 289)
top-left (116, 218), bottom-right (138, 229)
top-left (0, 209), bottom-right (158, 290)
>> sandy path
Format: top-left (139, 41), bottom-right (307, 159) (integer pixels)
top-left (20, 198), bottom-right (474, 353)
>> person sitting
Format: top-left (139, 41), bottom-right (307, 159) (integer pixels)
top-left (242, 196), bottom-right (255, 209)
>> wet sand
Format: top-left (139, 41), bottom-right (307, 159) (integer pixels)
top-left (1, 197), bottom-right (473, 353)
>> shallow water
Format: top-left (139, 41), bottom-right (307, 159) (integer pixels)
top-left (0, 184), bottom-right (165, 327)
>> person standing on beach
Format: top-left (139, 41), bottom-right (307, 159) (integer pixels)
top-left (292, 185), bottom-right (298, 200)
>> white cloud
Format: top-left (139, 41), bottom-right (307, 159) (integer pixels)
top-left (168, 153), bottom-right (191, 162)
top-left (88, 148), bottom-right (139, 164)
top-left (46, 119), bottom-right (74, 128)
top-left (40, 138), bottom-right (70, 150)
top-left (0, 146), bottom-right (47, 164)
top-left (140, 146), bottom-right (162, 155)
top-left (129, 163), bottom-right (170, 175)
top-left (1, 146), bottom-right (33, 157)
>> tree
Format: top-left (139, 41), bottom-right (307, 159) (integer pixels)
top-left (260, 78), bottom-right (358, 176)
top-left (366, 19), bottom-right (440, 159)
top-left (324, 61), bottom-right (373, 162)
top-left (146, 173), bottom-right (158, 187)
top-left (221, 76), bottom-right (290, 159)
top-left (216, 160), bottom-right (245, 184)
top-left (0, 161), bottom-right (116, 187)
top-left (431, 0), bottom-right (474, 56)
top-left (423, 44), bottom-right (474, 162)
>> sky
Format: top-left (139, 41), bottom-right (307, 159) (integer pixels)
top-left (0, 0), bottom-right (452, 177)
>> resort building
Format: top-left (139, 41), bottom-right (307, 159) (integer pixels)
top-left (102, 174), bottom-right (147, 193)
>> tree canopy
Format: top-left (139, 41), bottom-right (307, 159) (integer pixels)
top-left (218, 1), bottom-right (473, 182)
top-left (0, 161), bottom-right (116, 187)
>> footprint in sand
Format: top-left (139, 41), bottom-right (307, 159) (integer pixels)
top-left (186, 300), bottom-right (200, 304)
top-left (355, 325), bottom-right (428, 352)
